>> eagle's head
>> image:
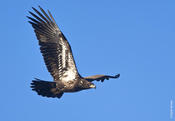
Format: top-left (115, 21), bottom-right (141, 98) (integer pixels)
top-left (77, 79), bottom-right (96, 90)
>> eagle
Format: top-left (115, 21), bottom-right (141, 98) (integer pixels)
top-left (27, 6), bottom-right (120, 99)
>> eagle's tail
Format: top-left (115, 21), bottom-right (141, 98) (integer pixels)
top-left (31, 78), bottom-right (63, 98)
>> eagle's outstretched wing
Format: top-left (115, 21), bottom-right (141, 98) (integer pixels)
top-left (84, 74), bottom-right (120, 82)
top-left (27, 6), bottom-right (79, 82)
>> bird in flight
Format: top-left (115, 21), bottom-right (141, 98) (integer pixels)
top-left (27, 6), bottom-right (120, 99)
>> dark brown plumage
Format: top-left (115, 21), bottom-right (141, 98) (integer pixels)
top-left (28, 6), bottom-right (120, 99)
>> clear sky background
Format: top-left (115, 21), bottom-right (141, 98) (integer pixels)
top-left (0, 0), bottom-right (174, 121)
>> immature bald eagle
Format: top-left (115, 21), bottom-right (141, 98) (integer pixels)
top-left (28, 6), bottom-right (120, 99)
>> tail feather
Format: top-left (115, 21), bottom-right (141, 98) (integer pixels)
top-left (31, 78), bottom-right (63, 98)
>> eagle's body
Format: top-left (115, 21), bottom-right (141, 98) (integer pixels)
top-left (28, 6), bottom-right (120, 99)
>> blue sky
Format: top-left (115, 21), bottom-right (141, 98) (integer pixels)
top-left (0, 0), bottom-right (174, 121)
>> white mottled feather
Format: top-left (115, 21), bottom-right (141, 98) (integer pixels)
top-left (62, 68), bottom-right (76, 82)
top-left (58, 37), bottom-right (78, 82)
top-left (60, 37), bottom-right (66, 68)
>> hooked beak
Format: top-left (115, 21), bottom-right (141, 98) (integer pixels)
top-left (90, 84), bottom-right (96, 89)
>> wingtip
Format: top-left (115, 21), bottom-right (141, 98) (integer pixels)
top-left (26, 16), bottom-right (32, 20)
top-left (115, 74), bottom-right (120, 78)
top-left (38, 5), bottom-right (42, 9)
top-left (28, 10), bottom-right (32, 14)
top-left (28, 11), bottom-right (33, 15)
top-left (32, 7), bottom-right (35, 10)
top-left (34, 78), bottom-right (39, 80)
